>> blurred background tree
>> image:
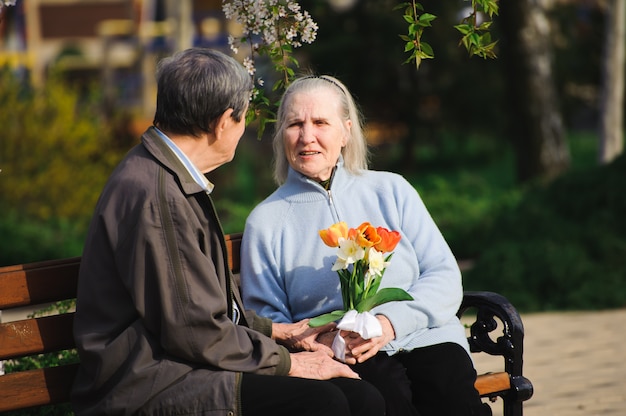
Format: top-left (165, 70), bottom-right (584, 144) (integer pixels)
top-left (1, 0), bottom-right (624, 312)
top-left (499, 0), bottom-right (570, 182)
top-left (0, 68), bottom-right (133, 264)
top-left (598, 0), bottom-right (625, 164)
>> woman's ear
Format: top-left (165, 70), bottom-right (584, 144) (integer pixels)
top-left (342, 119), bottom-right (352, 147)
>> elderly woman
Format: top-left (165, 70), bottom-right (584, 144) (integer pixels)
top-left (241, 75), bottom-right (491, 416)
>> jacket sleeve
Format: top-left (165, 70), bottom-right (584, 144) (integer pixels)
top-left (239, 215), bottom-right (295, 324)
top-left (372, 176), bottom-right (463, 341)
top-left (116, 191), bottom-right (290, 376)
top-left (244, 309), bottom-right (274, 337)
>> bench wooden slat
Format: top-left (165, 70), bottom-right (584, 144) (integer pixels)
top-left (474, 372), bottom-right (511, 396)
top-left (0, 313), bottom-right (76, 360)
top-left (225, 232), bottom-right (242, 274)
top-left (0, 364), bottom-right (79, 412)
top-left (0, 257), bottom-right (80, 309)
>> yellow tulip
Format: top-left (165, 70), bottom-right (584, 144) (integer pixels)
top-left (319, 221), bottom-right (349, 247)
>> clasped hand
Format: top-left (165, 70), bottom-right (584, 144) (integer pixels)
top-left (272, 319), bottom-right (336, 355)
top-left (273, 316), bottom-right (395, 363)
top-left (316, 314), bottom-right (396, 365)
top-left (272, 319), bottom-right (360, 380)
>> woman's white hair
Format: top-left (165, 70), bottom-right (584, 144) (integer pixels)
top-left (272, 75), bottom-right (369, 185)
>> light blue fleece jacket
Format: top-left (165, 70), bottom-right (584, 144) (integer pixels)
top-left (241, 160), bottom-right (470, 355)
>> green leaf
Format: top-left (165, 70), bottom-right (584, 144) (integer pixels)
top-left (420, 42), bottom-right (434, 57)
top-left (308, 310), bottom-right (347, 327)
top-left (403, 14), bottom-right (415, 24)
top-left (337, 269), bottom-right (351, 284)
top-left (403, 53), bottom-right (417, 65)
top-left (469, 32), bottom-right (481, 47)
top-left (484, 0), bottom-right (499, 16)
top-left (418, 13), bottom-right (437, 25)
top-left (355, 288), bottom-right (413, 312)
top-left (454, 24), bottom-right (472, 35)
top-left (478, 21), bottom-right (493, 31)
top-left (392, 2), bottom-right (412, 11)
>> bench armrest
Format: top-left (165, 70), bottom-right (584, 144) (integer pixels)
top-left (457, 291), bottom-right (534, 403)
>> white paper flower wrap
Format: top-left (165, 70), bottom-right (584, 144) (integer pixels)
top-left (331, 310), bottom-right (382, 362)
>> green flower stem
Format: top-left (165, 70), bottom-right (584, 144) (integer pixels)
top-left (349, 264), bottom-right (358, 310)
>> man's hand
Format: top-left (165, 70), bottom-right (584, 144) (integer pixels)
top-left (316, 329), bottom-right (339, 349)
top-left (342, 314), bottom-right (396, 363)
top-left (289, 350), bottom-right (360, 380)
top-left (272, 319), bottom-right (336, 355)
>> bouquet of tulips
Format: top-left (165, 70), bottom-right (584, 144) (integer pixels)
top-left (309, 222), bottom-right (413, 336)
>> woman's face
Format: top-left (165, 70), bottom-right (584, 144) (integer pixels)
top-left (283, 88), bottom-right (351, 182)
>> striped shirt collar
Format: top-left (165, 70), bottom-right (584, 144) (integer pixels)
top-left (153, 127), bottom-right (214, 195)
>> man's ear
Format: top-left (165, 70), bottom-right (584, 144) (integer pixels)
top-left (216, 108), bottom-right (235, 134)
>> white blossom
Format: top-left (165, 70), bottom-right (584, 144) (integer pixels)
top-left (332, 238), bottom-right (365, 271)
top-left (365, 248), bottom-right (389, 283)
top-left (222, 0), bottom-right (319, 68)
top-left (242, 56), bottom-right (256, 76)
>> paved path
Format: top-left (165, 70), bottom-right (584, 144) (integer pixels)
top-left (470, 309), bottom-right (626, 416)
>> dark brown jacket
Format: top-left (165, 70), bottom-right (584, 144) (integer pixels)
top-left (71, 127), bottom-right (290, 415)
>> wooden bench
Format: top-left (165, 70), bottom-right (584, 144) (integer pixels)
top-left (0, 232), bottom-right (533, 415)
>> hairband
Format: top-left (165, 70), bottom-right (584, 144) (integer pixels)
top-left (302, 75), bottom-right (345, 94)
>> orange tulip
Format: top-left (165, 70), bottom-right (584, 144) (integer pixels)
top-left (319, 221), bottom-right (349, 247)
top-left (353, 222), bottom-right (381, 248)
top-left (374, 227), bottom-right (401, 252)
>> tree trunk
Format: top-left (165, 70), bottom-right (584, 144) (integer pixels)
top-left (500, 0), bottom-right (570, 183)
top-left (598, 0), bottom-right (625, 164)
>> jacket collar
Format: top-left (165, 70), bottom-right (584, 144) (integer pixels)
top-left (141, 126), bottom-right (207, 196)
top-left (286, 155), bottom-right (346, 190)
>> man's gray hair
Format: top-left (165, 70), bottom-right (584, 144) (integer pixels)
top-left (153, 48), bottom-right (252, 137)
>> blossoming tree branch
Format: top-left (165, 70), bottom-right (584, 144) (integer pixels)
top-left (221, 0), bottom-right (499, 134)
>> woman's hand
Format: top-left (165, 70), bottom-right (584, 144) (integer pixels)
top-left (272, 319), bottom-right (336, 356)
top-left (342, 314), bottom-right (396, 363)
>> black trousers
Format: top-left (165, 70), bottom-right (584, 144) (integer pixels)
top-left (241, 373), bottom-right (385, 416)
top-left (352, 342), bottom-right (492, 416)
